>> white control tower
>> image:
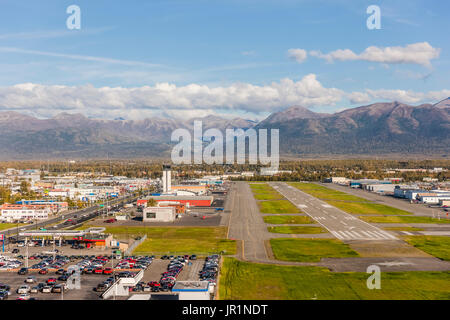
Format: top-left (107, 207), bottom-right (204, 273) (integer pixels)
top-left (162, 165), bottom-right (172, 193)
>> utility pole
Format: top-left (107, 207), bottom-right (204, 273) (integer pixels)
top-left (25, 237), bottom-right (29, 268)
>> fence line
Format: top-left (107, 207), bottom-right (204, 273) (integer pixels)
top-left (124, 234), bottom-right (147, 256)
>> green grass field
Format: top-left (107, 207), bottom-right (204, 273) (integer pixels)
top-left (258, 200), bottom-right (301, 214)
top-left (360, 216), bottom-right (450, 224)
top-left (327, 201), bottom-right (412, 215)
top-left (383, 227), bottom-right (424, 232)
top-left (76, 225), bottom-right (236, 255)
top-left (249, 183), bottom-right (283, 200)
top-left (288, 182), bottom-right (370, 202)
top-left (0, 223), bottom-right (25, 231)
top-left (404, 236), bottom-right (450, 261)
top-left (77, 225), bottom-right (228, 238)
top-left (219, 258), bottom-right (450, 300)
top-left (268, 226), bottom-right (327, 234)
top-left (263, 215), bottom-right (314, 224)
top-left (133, 238), bottom-right (236, 255)
top-left (270, 238), bottom-right (359, 262)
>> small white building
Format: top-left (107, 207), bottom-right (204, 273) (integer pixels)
top-left (171, 281), bottom-right (212, 300)
top-left (0, 205), bottom-right (50, 222)
top-left (331, 177), bottom-right (349, 184)
top-left (365, 184), bottom-right (396, 193)
top-left (143, 206), bottom-right (176, 222)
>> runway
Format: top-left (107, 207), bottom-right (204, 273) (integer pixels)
top-left (270, 182), bottom-right (398, 241)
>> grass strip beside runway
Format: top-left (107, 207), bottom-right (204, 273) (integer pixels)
top-left (258, 200), bottom-right (301, 214)
top-left (288, 182), bottom-right (370, 202)
top-left (263, 215), bottom-right (314, 224)
top-left (404, 236), bottom-right (450, 261)
top-left (249, 183), bottom-right (284, 200)
top-left (219, 257), bottom-right (450, 300)
top-left (360, 216), bottom-right (450, 224)
top-left (270, 238), bottom-right (359, 262)
top-left (268, 226), bottom-right (327, 234)
top-left (327, 201), bottom-right (412, 215)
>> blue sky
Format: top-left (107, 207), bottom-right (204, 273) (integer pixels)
top-left (0, 0), bottom-right (449, 120)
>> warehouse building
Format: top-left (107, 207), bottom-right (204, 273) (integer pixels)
top-left (0, 204), bottom-right (51, 222)
top-left (143, 206), bottom-right (176, 222)
top-left (137, 195), bottom-right (213, 207)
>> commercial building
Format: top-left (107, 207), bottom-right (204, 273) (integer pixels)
top-left (0, 204), bottom-right (51, 222)
top-left (143, 206), bottom-right (176, 222)
top-left (171, 185), bottom-right (206, 195)
top-left (138, 195), bottom-right (213, 207)
top-left (364, 184), bottom-right (396, 193)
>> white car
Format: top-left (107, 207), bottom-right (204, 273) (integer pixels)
top-left (16, 293), bottom-right (30, 300)
top-left (25, 276), bottom-right (36, 283)
top-left (17, 243), bottom-right (25, 247)
top-left (42, 286), bottom-right (52, 293)
top-left (17, 285), bottom-right (30, 294)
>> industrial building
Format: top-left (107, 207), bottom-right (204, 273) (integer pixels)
top-left (138, 195), bottom-right (214, 207)
top-left (171, 185), bottom-right (206, 195)
top-left (143, 206), bottom-right (176, 222)
top-left (0, 204), bottom-right (51, 222)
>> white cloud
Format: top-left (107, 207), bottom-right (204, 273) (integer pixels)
top-left (309, 42), bottom-right (440, 67)
top-left (0, 74), bottom-right (344, 118)
top-left (287, 49), bottom-right (308, 63)
top-left (348, 89), bottom-right (450, 105)
top-left (0, 76), bottom-right (448, 120)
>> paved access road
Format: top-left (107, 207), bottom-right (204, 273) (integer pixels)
top-left (270, 182), bottom-right (398, 241)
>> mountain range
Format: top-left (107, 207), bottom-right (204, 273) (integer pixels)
top-left (0, 98), bottom-right (448, 159)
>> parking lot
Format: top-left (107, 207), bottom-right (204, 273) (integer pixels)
top-left (0, 250), bottom-right (219, 300)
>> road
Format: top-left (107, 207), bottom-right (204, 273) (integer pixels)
top-left (0, 193), bottom-right (139, 238)
top-left (270, 182), bottom-right (398, 241)
top-left (318, 182), bottom-right (446, 217)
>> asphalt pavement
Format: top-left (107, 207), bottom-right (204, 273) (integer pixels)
top-left (270, 182), bottom-right (398, 241)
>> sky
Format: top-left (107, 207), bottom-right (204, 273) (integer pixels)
top-left (0, 0), bottom-right (449, 120)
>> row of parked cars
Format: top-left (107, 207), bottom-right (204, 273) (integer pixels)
top-left (115, 256), bottom-right (153, 270)
top-left (199, 255), bottom-right (220, 285)
top-left (94, 271), bottom-right (137, 292)
top-left (0, 255), bottom-right (22, 270)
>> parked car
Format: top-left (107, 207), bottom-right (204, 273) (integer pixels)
top-left (103, 268), bottom-right (113, 275)
top-left (52, 285), bottom-right (65, 293)
top-left (41, 286), bottom-right (52, 293)
top-left (16, 293), bottom-right (31, 300)
top-left (17, 285), bottom-right (30, 294)
top-left (96, 283), bottom-right (108, 292)
top-left (18, 267), bottom-right (28, 275)
top-left (25, 276), bottom-right (36, 283)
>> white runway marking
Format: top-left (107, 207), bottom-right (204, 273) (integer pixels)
top-left (321, 204), bottom-right (333, 208)
top-left (402, 231), bottom-right (413, 236)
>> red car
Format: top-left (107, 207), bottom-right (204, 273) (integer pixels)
top-left (46, 278), bottom-right (56, 284)
top-left (39, 269), bottom-right (48, 275)
top-left (104, 218), bottom-right (117, 223)
top-left (94, 268), bottom-right (104, 274)
top-left (103, 268), bottom-right (113, 275)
